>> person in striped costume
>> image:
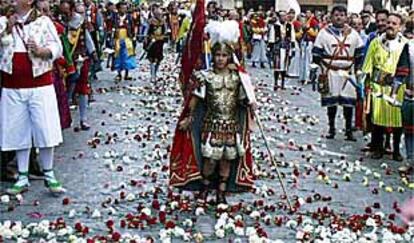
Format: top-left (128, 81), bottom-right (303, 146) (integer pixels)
top-left (312, 5), bottom-right (365, 141)
top-left (391, 25), bottom-right (414, 171)
top-left (362, 13), bottom-right (407, 161)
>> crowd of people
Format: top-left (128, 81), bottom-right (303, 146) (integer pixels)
top-left (1, 0), bottom-right (414, 202)
top-left (212, 3), bottom-right (414, 173)
top-left (0, 0), bottom-right (178, 195)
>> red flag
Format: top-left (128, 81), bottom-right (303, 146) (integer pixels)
top-left (179, 0), bottom-right (205, 99)
top-left (170, 0), bottom-right (206, 188)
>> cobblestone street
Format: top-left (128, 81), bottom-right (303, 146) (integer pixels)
top-left (0, 51), bottom-right (413, 242)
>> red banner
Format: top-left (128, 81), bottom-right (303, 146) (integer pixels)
top-left (179, 0), bottom-right (205, 99)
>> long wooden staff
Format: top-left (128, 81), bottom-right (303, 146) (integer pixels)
top-left (253, 111), bottom-right (293, 211)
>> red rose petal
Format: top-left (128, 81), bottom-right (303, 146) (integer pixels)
top-left (111, 232), bottom-right (121, 241)
top-left (62, 197), bottom-right (70, 205)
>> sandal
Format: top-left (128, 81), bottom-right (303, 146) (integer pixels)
top-left (44, 170), bottom-right (66, 194)
top-left (45, 180), bottom-right (66, 194)
top-left (6, 172), bottom-right (30, 195)
top-left (216, 190), bottom-right (227, 205)
top-left (216, 180), bottom-right (228, 205)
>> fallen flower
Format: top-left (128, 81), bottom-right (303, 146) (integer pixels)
top-left (195, 207), bottom-right (205, 216)
top-left (193, 232), bottom-right (204, 243)
top-left (91, 209), bottom-right (102, 218)
top-left (15, 194), bottom-right (23, 203)
top-left (165, 220), bottom-right (176, 229)
top-left (1, 195), bottom-right (10, 204)
top-left (286, 219), bottom-right (298, 229)
top-left (112, 231), bottom-right (121, 241)
top-left (62, 197), bottom-right (70, 205)
top-left (343, 173), bottom-right (351, 182)
top-left (215, 228), bottom-right (225, 238)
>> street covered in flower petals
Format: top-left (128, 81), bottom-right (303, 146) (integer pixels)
top-left (1, 51), bottom-right (414, 242)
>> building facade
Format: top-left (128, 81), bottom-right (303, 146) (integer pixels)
top-left (240, 0), bottom-right (411, 11)
top-left (241, 0), bottom-right (353, 11)
top-left (243, 0), bottom-right (274, 10)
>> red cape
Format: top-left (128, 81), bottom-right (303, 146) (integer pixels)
top-left (170, 71), bottom-right (255, 191)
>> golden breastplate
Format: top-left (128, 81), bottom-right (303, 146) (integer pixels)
top-left (205, 72), bottom-right (240, 121)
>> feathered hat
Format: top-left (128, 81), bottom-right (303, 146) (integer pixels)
top-left (205, 20), bottom-right (240, 55)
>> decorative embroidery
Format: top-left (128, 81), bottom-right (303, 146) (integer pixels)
top-left (0, 15), bottom-right (59, 77)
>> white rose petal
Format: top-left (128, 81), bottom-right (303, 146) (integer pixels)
top-left (159, 229), bottom-right (171, 240)
top-left (296, 230), bottom-right (305, 240)
top-left (235, 226), bottom-right (245, 236)
top-left (246, 227), bottom-right (257, 236)
top-left (286, 219), bottom-right (298, 229)
top-left (217, 203), bottom-right (229, 210)
top-left (107, 207), bottom-right (117, 215)
top-left (1, 195), bottom-right (10, 204)
top-left (126, 193), bottom-right (136, 202)
top-left (170, 201), bottom-right (179, 210)
top-left (366, 217), bottom-right (377, 227)
top-left (234, 215), bottom-right (243, 221)
top-left (21, 229), bottom-right (30, 238)
top-left (215, 228), bottom-right (225, 238)
top-left (57, 228), bottom-right (68, 236)
top-left (91, 209), bottom-right (102, 218)
top-left (182, 219), bottom-right (193, 228)
top-left (15, 194), bottom-right (23, 202)
top-left (249, 211), bottom-right (260, 219)
top-left (224, 222), bottom-right (235, 232)
top-left (195, 207), bottom-right (205, 216)
top-left (173, 226), bottom-right (185, 237)
top-left (141, 207), bottom-right (151, 216)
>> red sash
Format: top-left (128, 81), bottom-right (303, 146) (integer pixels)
top-left (2, 53), bottom-right (52, 89)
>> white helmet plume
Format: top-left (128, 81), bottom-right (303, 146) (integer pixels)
top-left (205, 20), bottom-right (240, 47)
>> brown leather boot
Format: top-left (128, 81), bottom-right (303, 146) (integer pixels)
top-left (216, 190), bottom-right (227, 205)
top-left (197, 179), bottom-right (210, 204)
top-left (216, 180), bottom-right (228, 204)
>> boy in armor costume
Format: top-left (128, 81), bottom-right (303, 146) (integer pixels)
top-left (170, 20), bottom-right (256, 204)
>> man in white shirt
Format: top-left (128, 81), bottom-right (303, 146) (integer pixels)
top-left (0, 0), bottom-right (65, 195)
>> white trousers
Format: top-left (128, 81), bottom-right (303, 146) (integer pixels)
top-left (0, 85), bottom-right (63, 151)
top-left (288, 41), bottom-right (301, 78)
top-left (300, 41), bottom-right (313, 81)
top-left (251, 39), bottom-right (268, 63)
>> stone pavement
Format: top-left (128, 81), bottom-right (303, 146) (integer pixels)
top-left (0, 51), bottom-right (413, 242)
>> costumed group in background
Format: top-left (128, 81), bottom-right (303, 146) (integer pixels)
top-left (1, 0), bottom-right (414, 206)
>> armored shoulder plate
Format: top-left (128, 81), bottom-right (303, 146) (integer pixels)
top-left (192, 70), bottom-right (210, 85)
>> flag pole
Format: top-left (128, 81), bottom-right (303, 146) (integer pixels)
top-left (253, 111), bottom-right (293, 211)
top-left (232, 53), bottom-right (293, 210)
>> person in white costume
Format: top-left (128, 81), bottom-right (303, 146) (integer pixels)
top-left (312, 5), bottom-right (365, 141)
top-left (0, 0), bottom-right (65, 195)
top-left (287, 9), bottom-right (301, 79)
